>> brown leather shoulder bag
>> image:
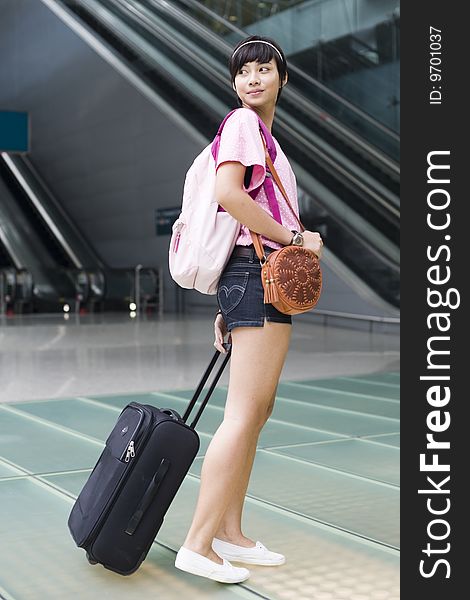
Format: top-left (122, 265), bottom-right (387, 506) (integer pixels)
top-left (249, 137), bottom-right (322, 316)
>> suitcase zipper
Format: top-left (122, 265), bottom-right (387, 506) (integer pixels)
top-left (124, 441), bottom-right (135, 463)
top-left (117, 407), bottom-right (145, 462)
top-left (82, 406), bottom-right (152, 548)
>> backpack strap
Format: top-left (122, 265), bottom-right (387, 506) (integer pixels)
top-left (210, 109), bottom-right (238, 161)
top-left (213, 109), bottom-right (280, 223)
top-left (210, 109), bottom-right (277, 163)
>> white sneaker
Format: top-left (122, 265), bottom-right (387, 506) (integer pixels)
top-left (212, 538), bottom-right (286, 566)
top-left (174, 546), bottom-right (250, 583)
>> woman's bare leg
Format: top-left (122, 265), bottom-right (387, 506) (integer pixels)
top-left (182, 321), bottom-right (291, 563)
top-left (214, 387), bottom-right (277, 546)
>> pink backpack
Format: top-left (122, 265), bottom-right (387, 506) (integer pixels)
top-left (169, 109), bottom-right (280, 294)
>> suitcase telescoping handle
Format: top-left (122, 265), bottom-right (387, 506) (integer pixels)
top-left (182, 341), bottom-right (232, 429)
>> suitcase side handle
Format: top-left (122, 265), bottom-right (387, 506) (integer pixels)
top-left (125, 457), bottom-right (171, 536)
top-left (161, 408), bottom-right (181, 421)
top-left (182, 342), bottom-right (232, 429)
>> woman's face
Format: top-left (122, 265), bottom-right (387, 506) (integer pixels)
top-left (233, 58), bottom-right (286, 109)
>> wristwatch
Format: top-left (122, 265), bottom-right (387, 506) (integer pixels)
top-left (290, 230), bottom-right (304, 246)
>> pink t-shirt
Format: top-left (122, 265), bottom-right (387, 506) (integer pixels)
top-left (215, 108), bottom-right (300, 250)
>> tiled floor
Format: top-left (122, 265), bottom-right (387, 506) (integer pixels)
top-left (0, 312), bottom-right (399, 599)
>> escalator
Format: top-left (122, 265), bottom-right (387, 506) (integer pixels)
top-left (4, 154), bottom-right (107, 271)
top-left (45, 0), bottom-right (400, 307)
top-left (1, 153), bottom-right (160, 312)
top-left (0, 238), bottom-right (13, 268)
top-left (173, 0), bottom-right (400, 163)
top-left (144, 0), bottom-right (400, 216)
top-left (0, 156), bottom-right (77, 310)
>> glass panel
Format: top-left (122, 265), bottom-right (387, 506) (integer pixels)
top-left (271, 439), bottom-right (400, 485)
top-left (0, 408), bottom-right (103, 473)
top-left (86, 392), bottom-right (343, 446)
top-left (174, 0), bottom-right (400, 138)
top-left (10, 399), bottom-right (123, 440)
top-left (160, 478), bottom-right (399, 599)
top-left (0, 478), bottom-right (249, 600)
top-left (0, 387), bottom-right (399, 599)
top-left (351, 372), bottom-right (400, 384)
top-left (190, 452), bottom-right (399, 547)
top-left (294, 378), bottom-right (400, 400)
top-left (42, 473), bottom-right (400, 600)
top-left (0, 461), bottom-right (23, 479)
top-left (164, 387), bottom-right (399, 436)
top-left (276, 382), bottom-right (400, 419)
top-left (361, 433), bottom-right (400, 448)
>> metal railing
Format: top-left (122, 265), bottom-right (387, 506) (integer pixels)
top-left (1, 266), bottom-right (164, 316)
top-left (306, 308), bottom-right (399, 332)
top-left (133, 265), bottom-right (163, 317)
top-left (0, 270), bottom-right (7, 316)
top-left (0, 268), bottom-right (34, 315)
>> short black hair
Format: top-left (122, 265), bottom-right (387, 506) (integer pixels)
top-left (229, 35), bottom-right (288, 107)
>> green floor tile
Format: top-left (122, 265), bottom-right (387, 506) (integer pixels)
top-left (167, 388), bottom-right (398, 437)
top-left (84, 392), bottom-right (161, 406)
top-left (362, 434), bottom-right (401, 448)
top-left (271, 399), bottom-right (398, 437)
top-left (0, 407), bottom-right (103, 474)
top-left (88, 392), bottom-right (341, 448)
top-left (160, 479), bottom-right (399, 600)
top-left (339, 376), bottom-right (400, 394)
top-left (45, 473), bottom-right (400, 600)
top-left (9, 399), bottom-right (122, 441)
top-left (43, 469), bottom-right (92, 497)
top-left (0, 461), bottom-right (23, 479)
top-left (190, 452), bottom-right (399, 549)
top-left (0, 478), bottom-right (251, 600)
top-left (166, 387), bottom-right (226, 408)
top-left (269, 439), bottom-right (399, 485)
top-left (293, 378), bottom-right (400, 400)
top-left (158, 393), bottom-right (343, 447)
top-left (352, 372), bottom-right (400, 384)
top-left (276, 382), bottom-right (400, 419)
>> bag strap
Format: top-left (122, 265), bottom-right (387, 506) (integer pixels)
top-left (259, 132), bottom-right (304, 232)
top-left (214, 110), bottom-right (280, 221)
top-left (211, 108), bottom-right (278, 163)
top-left (210, 109), bottom-right (238, 161)
top-left (249, 129), bottom-right (305, 262)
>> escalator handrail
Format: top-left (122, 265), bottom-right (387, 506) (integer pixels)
top-left (294, 165), bottom-right (399, 270)
top-left (0, 212), bottom-right (23, 269)
top-left (2, 154), bottom-right (84, 269)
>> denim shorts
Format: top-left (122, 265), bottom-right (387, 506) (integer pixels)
top-left (216, 245), bottom-right (293, 332)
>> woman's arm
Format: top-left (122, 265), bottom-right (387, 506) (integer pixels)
top-left (215, 161), bottom-right (293, 246)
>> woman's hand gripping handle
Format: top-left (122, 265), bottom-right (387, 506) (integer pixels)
top-left (214, 310), bottom-right (231, 354)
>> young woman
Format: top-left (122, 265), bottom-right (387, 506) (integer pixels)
top-left (175, 35), bottom-right (323, 584)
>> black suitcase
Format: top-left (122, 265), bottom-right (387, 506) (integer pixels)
top-left (68, 343), bottom-right (231, 575)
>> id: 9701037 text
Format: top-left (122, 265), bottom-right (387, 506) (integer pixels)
top-left (429, 26), bottom-right (443, 105)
